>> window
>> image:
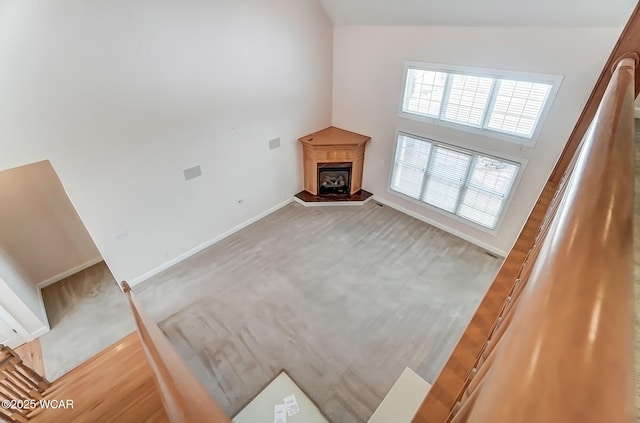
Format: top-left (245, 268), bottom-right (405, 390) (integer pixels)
top-left (390, 133), bottom-right (520, 229)
top-left (401, 62), bottom-right (561, 144)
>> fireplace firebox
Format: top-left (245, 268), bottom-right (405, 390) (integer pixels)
top-left (318, 162), bottom-right (352, 195)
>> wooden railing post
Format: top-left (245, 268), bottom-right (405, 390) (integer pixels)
top-left (121, 281), bottom-right (231, 423)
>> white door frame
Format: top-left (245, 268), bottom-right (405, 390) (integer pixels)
top-left (0, 304), bottom-right (31, 344)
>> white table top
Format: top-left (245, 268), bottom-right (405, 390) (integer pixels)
top-left (233, 371), bottom-right (329, 423)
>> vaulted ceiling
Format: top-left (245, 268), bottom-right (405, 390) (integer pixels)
top-left (318, 0), bottom-right (636, 26)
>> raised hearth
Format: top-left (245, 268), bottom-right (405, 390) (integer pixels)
top-left (298, 126), bottom-right (371, 203)
top-left (294, 189), bottom-right (373, 206)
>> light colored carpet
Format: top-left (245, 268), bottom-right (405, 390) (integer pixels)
top-left (40, 262), bottom-right (134, 380)
top-left (41, 201), bottom-right (502, 421)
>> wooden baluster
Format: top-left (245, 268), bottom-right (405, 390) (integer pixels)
top-left (3, 361), bottom-right (44, 400)
top-left (13, 364), bottom-right (48, 393)
top-left (2, 368), bottom-right (34, 398)
top-left (0, 381), bottom-right (25, 403)
top-left (0, 345), bottom-right (50, 399)
top-left (0, 384), bottom-right (30, 423)
top-left (0, 406), bottom-right (30, 423)
top-left (0, 373), bottom-right (31, 400)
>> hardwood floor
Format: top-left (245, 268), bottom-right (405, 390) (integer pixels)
top-left (29, 332), bottom-right (167, 423)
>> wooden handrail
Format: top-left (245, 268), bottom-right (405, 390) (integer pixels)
top-left (550, 3), bottom-right (640, 182)
top-left (121, 281), bottom-right (231, 423)
top-left (452, 56), bottom-right (635, 422)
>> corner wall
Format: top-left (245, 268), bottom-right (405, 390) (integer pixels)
top-left (332, 26), bottom-right (621, 254)
top-left (0, 248), bottom-right (49, 336)
top-left (0, 161), bottom-right (101, 287)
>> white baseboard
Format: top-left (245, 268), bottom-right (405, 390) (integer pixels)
top-left (293, 195), bottom-right (374, 207)
top-left (635, 107), bottom-right (640, 119)
top-left (373, 196), bottom-right (508, 257)
top-left (128, 198), bottom-right (294, 287)
top-left (30, 326), bottom-right (50, 339)
top-left (37, 256), bottom-right (103, 289)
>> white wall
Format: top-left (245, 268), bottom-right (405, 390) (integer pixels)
top-left (0, 161), bottom-right (101, 287)
top-left (0, 0), bottom-right (333, 283)
top-left (0, 247), bottom-right (49, 336)
top-left (332, 26), bottom-right (621, 255)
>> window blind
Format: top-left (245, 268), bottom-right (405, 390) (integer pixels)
top-left (423, 147), bottom-right (471, 212)
top-left (391, 134), bottom-right (432, 198)
top-left (390, 133), bottom-right (520, 229)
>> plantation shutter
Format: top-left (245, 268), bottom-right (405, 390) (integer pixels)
top-left (486, 80), bottom-right (552, 137)
top-left (441, 74), bottom-right (493, 127)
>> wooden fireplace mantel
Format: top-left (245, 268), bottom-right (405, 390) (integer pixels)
top-left (298, 126), bottom-right (371, 195)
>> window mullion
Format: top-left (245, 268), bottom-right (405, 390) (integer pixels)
top-left (454, 155), bottom-right (475, 215)
top-left (439, 73), bottom-right (452, 120)
top-left (419, 143), bottom-right (437, 202)
top-left (482, 79), bottom-right (500, 129)
top-left (403, 70), bottom-right (416, 112)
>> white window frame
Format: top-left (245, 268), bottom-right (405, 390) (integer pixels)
top-left (388, 130), bottom-right (527, 234)
top-left (398, 61), bottom-right (563, 147)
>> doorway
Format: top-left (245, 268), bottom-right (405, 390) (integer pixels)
top-left (0, 306), bottom-right (27, 348)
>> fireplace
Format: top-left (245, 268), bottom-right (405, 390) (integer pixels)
top-left (296, 127), bottom-right (371, 202)
top-left (318, 162), bottom-right (352, 195)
